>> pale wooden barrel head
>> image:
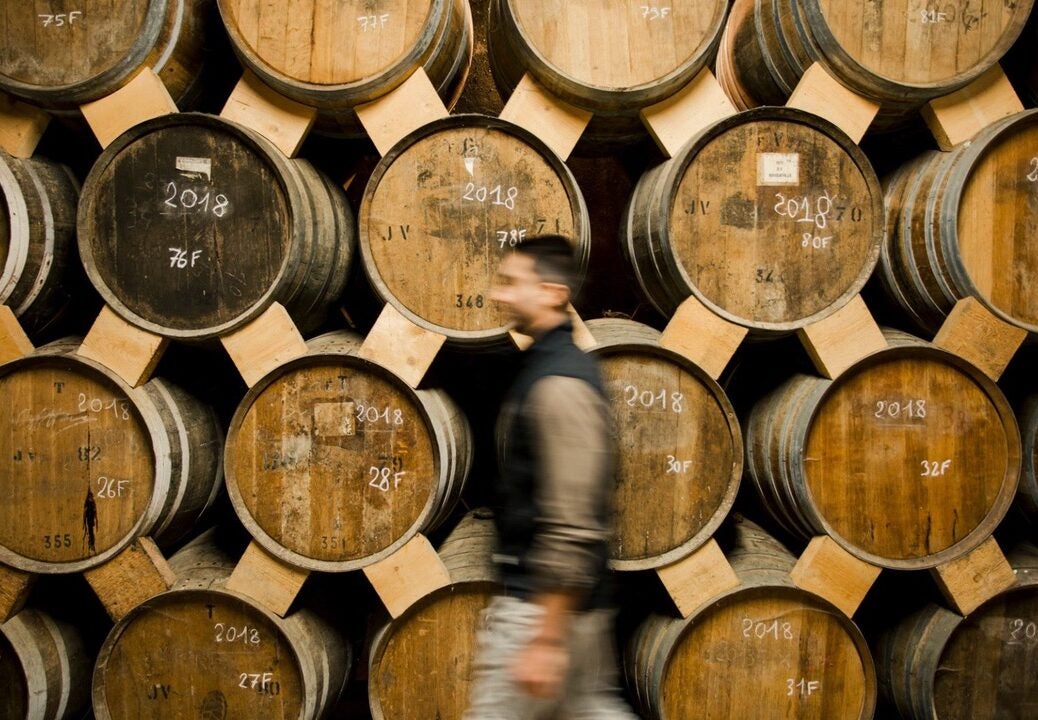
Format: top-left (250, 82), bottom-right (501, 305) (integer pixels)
top-left (226, 357), bottom-right (439, 571)
top-left (94, 590), bottom-right (306, 719)
top-left (0, 357), bottom-right (156, 573)
top-left (219, 0), bottom-right (434, 88)
top-left (588, 321), bottom-right (741, 569)
top-left (0, 1), bottom-right (160, 100)
top-left (0, 629), bottom-right (28, 718)
top-left (660, 588), bottom-right (872, 719)
top-left (804, 349), bottom-right (1018, 568)
top-left (664, 109), bottom-right (881, 329)
top-left (78, 114), bottom-right (293, 338)
top-left (360, 116), bottom-right (587, 347)
top-left (369, 584), bottom-right (494, 720)
top-left (501, 0), bottom-right (728, 105)
top-left (953, 111), bottom-right (1038, 332)
top-left (933, 586), bottom-right (1038, 719)
top-left (807, 0), bottom-right (1033, 95)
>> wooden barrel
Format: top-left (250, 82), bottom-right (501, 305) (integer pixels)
top-left (877, 543), bottom-right (1038, 719)
top-left (0, 0), bottom-right (214, 111)
top-left (0, 149), bottom-right (80, 339)
top-left (745, 330), bottom-right (1020, 570)
top-left (77, 112), bottom-right (355, 341)
top-left (368, 509), bottom-right (498, 720)
top-left (487, 0), bottom-right (729, 143)
top-left (92, 532), bottom-right (350, 719)
top-left (0, 609), bottom-right (91, 720)
top-left (359, 114), bottom-right (589, 349)
top-left (584, 318), bottom-right (741, 570)
top-left (0, 340), bottom-right (223, 574)
top-left (224, 331), bottom-right (472, 572)
top-left (218, 0), bottom-right (472, 137)
top-left (1020, 394), bottom-right (1038, 518)
top-left (879, 109), bottom-right (1038, 337)
top-left (624, 106), bottom-right (882, 331)
top-left (714, 0), bottom-right (761, 111)
top-left (625, 515), bottom-right (876, 720)
top-left (719, 0), bottom-right (1034, 110)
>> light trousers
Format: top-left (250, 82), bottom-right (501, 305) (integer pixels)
top-left (463, 595), bottom-right (639, 720)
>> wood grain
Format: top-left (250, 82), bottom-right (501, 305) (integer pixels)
top-left (587, 319), bottom-right (741, 571)
top-left (78, 113), bottom-right (355, 340)
top-left (225, 332), bottom-right (471, 572)
top-left (359, 116), bottom-right (588, 348)
top-left (626, 107), bottom-right (882, 332)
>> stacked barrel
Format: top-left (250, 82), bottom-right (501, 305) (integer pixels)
top-left (0, 1), bottom-right (1037, 718)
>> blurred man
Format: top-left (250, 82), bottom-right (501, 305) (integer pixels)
top-left (463, 235), bottom-right (636, 719)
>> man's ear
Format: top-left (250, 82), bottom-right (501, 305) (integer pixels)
top-left (542, 281), bottom-right (571, 309)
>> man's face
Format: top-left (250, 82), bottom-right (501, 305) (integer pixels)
top-left (490, 252), bottom-right (561, 335)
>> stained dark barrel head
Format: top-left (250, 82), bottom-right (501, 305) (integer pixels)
top-left (79, 114), bottom-right (294, 338)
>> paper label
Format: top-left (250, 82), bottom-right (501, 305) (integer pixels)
top-left (757, 153), bottom-right (799, 186)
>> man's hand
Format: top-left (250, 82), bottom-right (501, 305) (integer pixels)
top-left (511, 635), bottom-right (569, 699)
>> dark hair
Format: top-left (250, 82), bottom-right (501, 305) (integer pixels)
top-left (514, 234), bottom-right (578, 292)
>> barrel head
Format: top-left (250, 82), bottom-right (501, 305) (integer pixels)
top-left (226, 356), bottom-right (444, 571)
top-left (661, 108), bottom-right (881, 331)
top-left (0, 356), bottom-right (156, 573)
top-left (369, 584), bottom-right (494, 720)
top-left (655, 587), bottom-right (874, 719)
top-left (94, 590), bottom-right (306, 719)
top-left (493, 0), bottom-right (729, 110)
top-left (590, 328), bottom-right (742, 570)
top-left (0, 628), bottom-right (29, 718)
top-left (359, 116), bottom-right (587, 348)
top-left (803, 347), bottom-right (1019, 569)
top-left (79, 115), bottom-right (295, 339)
top-left (933, 585), bottom-right (1038, 719)
top-left (805, 0), bottom-right (1034, 101)
top-left (0, 1), bottom-right (160, 106)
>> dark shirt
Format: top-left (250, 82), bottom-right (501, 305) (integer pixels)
top-left (494, 321), bottom-right (615, 606)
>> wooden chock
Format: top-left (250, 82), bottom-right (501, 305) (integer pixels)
top-left (568, 305), bottom-right (597, 351)
top-left (220, 70), bottom-right (318, 158)
top-left (0, 563), bottom-right (34, 624)
top-left (358, 303), bottom-right (446, 389)
top-left (932, 537), bottom-right (1017, 616)
top-left (77, 305), bottom-right (168, 388)
top-left (356, 67), bottom-right (449, 157)
top-left (797, 295), bottom-right (887, 380)
top-left (640, 67), bottom-right (737, 158)
top-left (363, 534), bottom-right (451, 619)
top-left (80, 68), bottom-right (178, 149)
top-left (787, 63), bottom-right (880, 144)
top-left (226, 541), bottom-right (310, 618)
top-left (0, 92), bottom-right (50, 159)
top-left (83, 537), bottom-right (176, 622)
top-left (932, 297), bottom-right (1026, 381)
top-left (510, 304), bottom-right (596, 352)
top-left (656, 539), bottom-right (740, 618)
top-left (659, 295), bottom-right (747, 381)
top-left (499, 73), bottom-right (592, 162)
top-left (220, 302), bottom-right (308, 388)
top-left (923, 64), bottom-right (1024, 151)
top-left (791, 536), bottom-right (881, 618)
top-left (0, 305), bottom-right (34, 364)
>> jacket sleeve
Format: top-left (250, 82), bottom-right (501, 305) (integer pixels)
top-left (524, 376), bottom-right (614, 595)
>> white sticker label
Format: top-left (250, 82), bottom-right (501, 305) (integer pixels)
top-left (176, 156), bottom-right (212, 181)
top-left (758, 153), bottom-right (799, 186)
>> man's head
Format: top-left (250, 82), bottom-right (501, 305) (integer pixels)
top-left (490, 234), bottom-right (577, 337)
